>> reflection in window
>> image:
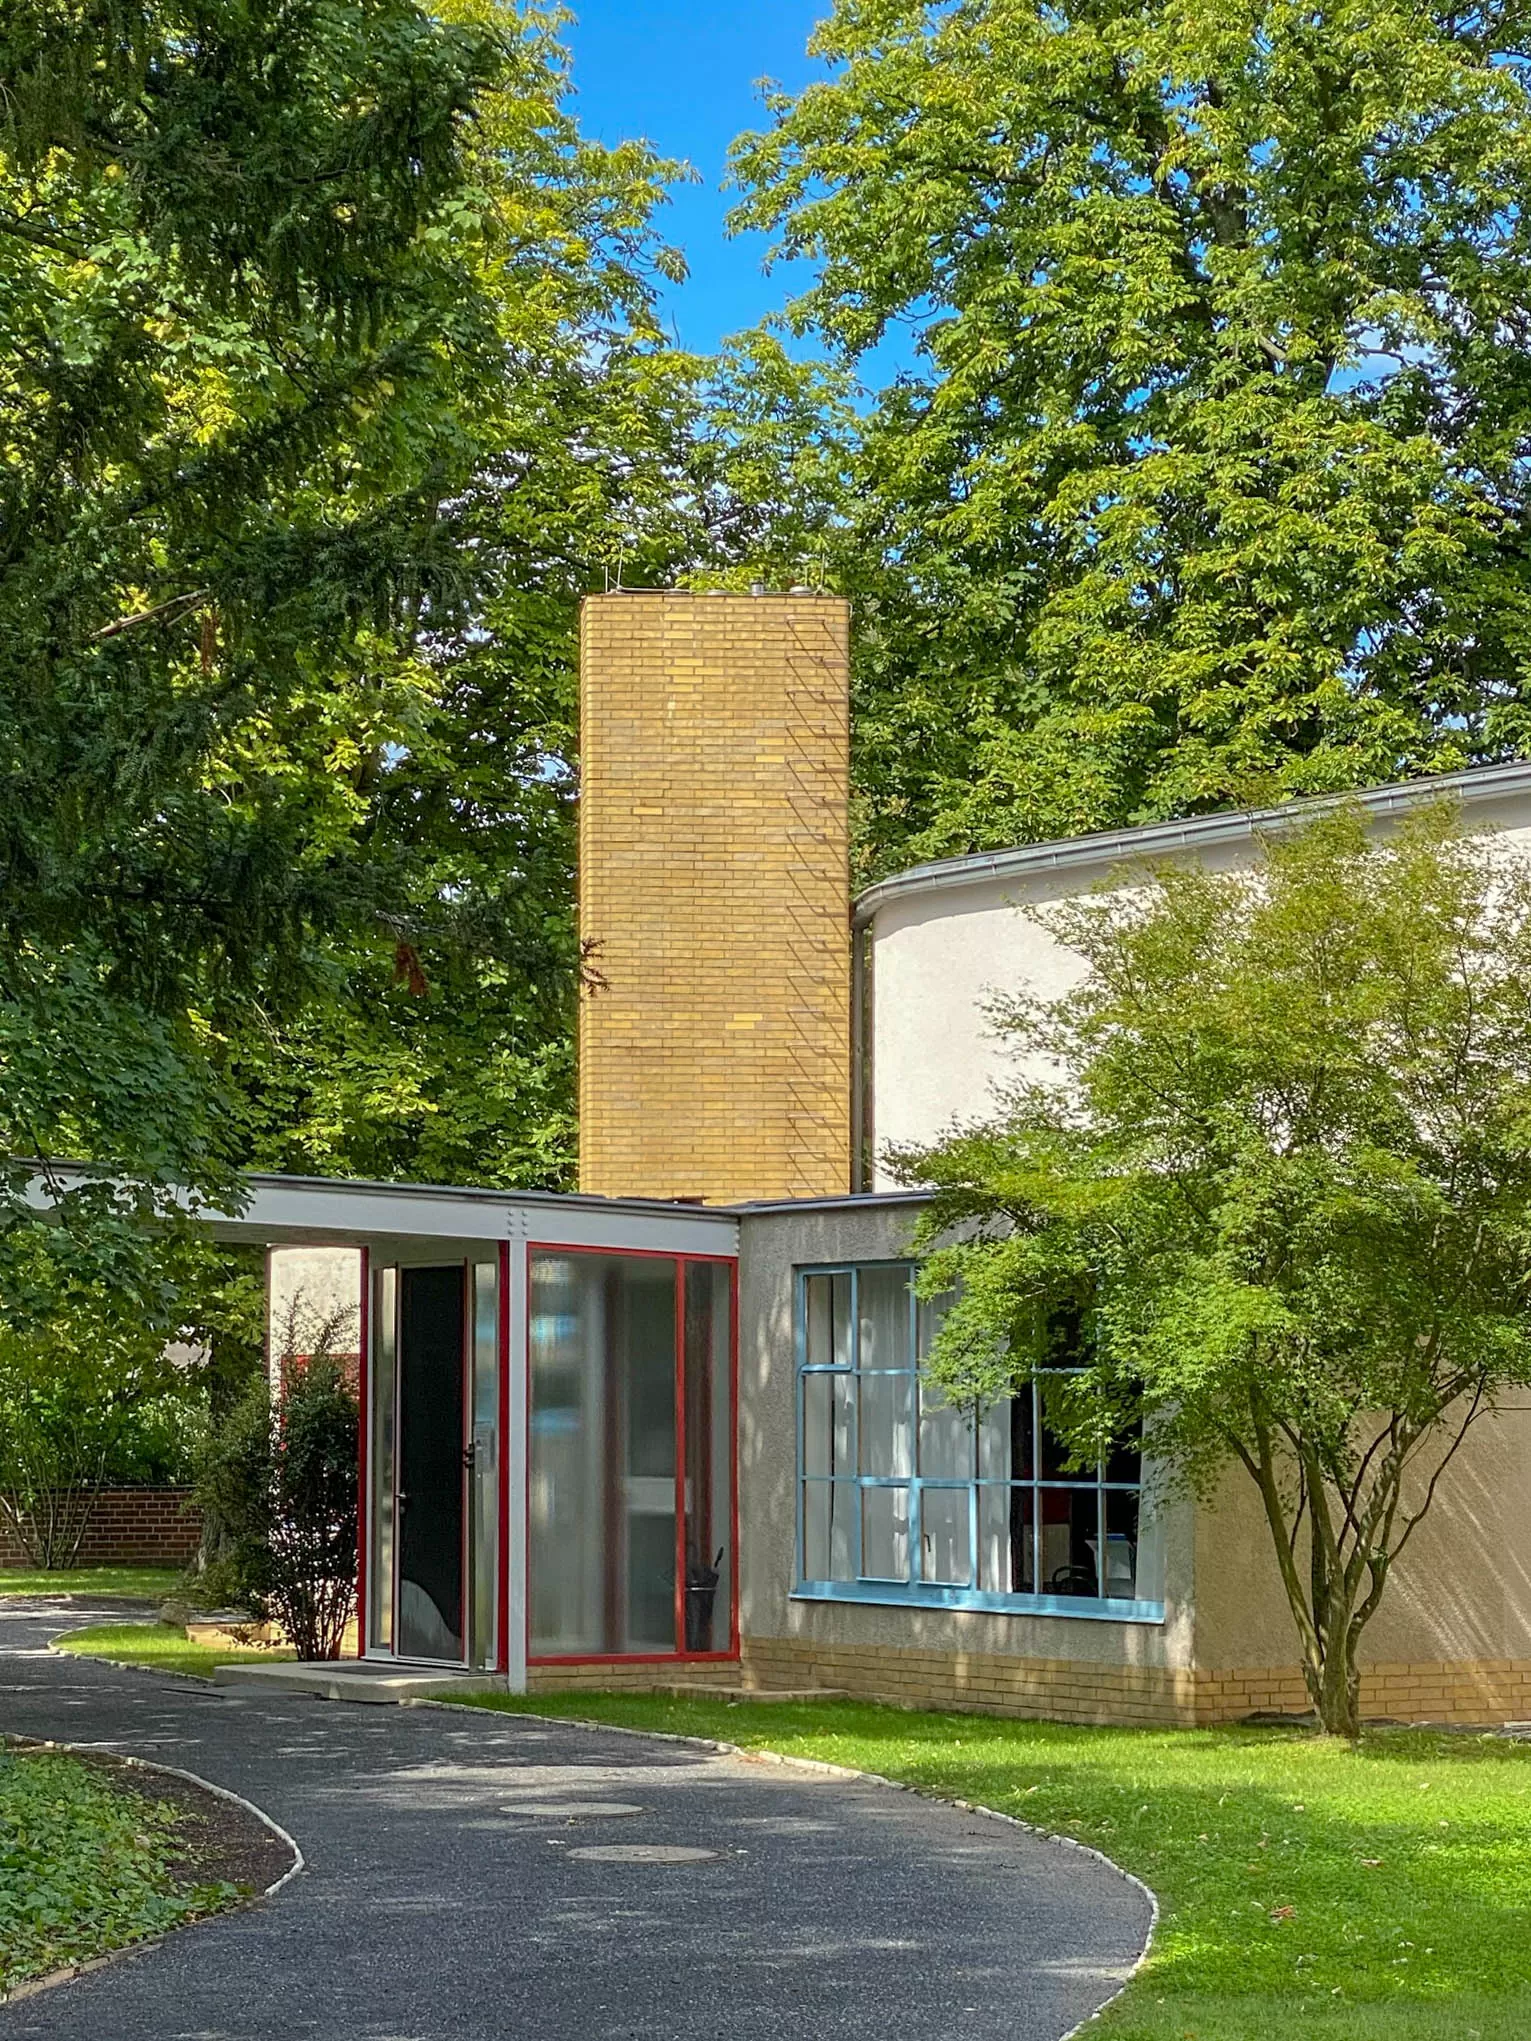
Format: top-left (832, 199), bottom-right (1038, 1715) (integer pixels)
top-left (798, 1264), bottom-right (1148, 1611)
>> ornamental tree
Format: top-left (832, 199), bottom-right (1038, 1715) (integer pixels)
top-left (734, 0), bottom-right (1531, 880)
top-left (896, 805), bottom-right (1531, 1738)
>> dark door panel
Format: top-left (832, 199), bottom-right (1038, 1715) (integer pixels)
top-left (397, 1266), bottom-right (466, 1662)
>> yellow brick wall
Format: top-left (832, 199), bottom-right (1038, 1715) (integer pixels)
top-left (578, 592), bottom-right (852, 1202)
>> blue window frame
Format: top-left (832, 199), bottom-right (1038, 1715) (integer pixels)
top-left (794, 1262), bottom-right (1162, 1622)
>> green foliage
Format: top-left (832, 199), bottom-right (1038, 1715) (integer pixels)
top-left (0, 1748), bottom-right (235, 1990)
top-left (264, 1350), bottom-right (360, 1660)
top-left (0, 1565), bottom-right (182, 1598)
top-left (0, 0), bottom-right (529, 1289)
top-left (0, 0), bottom-right (760, 1318)
top-left (465, 1691), bottom-right (1531, 2040)
top-left (193, 1307), bottom-right (358, 1656)
top-left (734, 0), bottom-right (1531, 880)
top-left (0, 1276), bottom-right (209, 1565)
top-left (895, 804), bottom-right (1531, 1734)
top-left (190, 1372), bottom-right (278, 1613)
top-left (58, 1620), bottom-right (293, 1678)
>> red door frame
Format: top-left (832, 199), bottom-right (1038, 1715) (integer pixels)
top-left (521, 1240), bottom-right (741, 1668)
top-left (358, 1256), bottom-right (475, 1667)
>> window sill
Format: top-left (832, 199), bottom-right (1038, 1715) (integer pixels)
top-left (790, 1579), bottom-right (1165, 1624)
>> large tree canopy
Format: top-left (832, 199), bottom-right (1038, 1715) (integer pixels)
top-left (0, 1), bottom-right (718, 1290)
top-left (734, 0), bottom-right (1531, 879)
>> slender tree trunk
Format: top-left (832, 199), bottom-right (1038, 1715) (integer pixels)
top-left (1314, 1632), bottom-right (1362, 1740)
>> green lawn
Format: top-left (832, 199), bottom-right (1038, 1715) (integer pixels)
top-left (459, 1691), bottom-right (1531, 2041)
top-left (0, 1566), bottom-right (185, 1601)
top-left (55, 1622), bottom-right (294, 1681)
top-left (0, 1745), bottom-right (235, 1992)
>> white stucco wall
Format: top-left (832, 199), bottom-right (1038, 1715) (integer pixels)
top-left (267, 1246), bottom-right (364, 1384)
top-left (865, 766), bottom-right (1531, 1188)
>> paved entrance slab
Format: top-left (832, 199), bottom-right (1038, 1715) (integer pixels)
top-left (0, 1600), bottom-right (1151, 2040)
top-left (211, 1660), bottom-right (506, 1704)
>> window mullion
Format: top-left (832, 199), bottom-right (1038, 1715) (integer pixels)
top-left (849, 1265), bottom-right (862, 1581)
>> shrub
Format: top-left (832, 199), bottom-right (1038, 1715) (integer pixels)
top-left (190, 1304), bottom-right (359, 1659)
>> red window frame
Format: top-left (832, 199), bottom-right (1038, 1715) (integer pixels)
top-left (522, 1241), bottom-right (740, 1667)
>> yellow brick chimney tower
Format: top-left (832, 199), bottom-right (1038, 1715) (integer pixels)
top-left (578, 591), bottom-right (851, 1202)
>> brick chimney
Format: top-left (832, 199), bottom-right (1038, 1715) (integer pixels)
top-left (578, 591), bottom-right (852, 1202)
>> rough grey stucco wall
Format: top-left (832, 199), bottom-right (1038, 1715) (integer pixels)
top-left (735, 1199), bottom-right (1195, 1674)
top-left (1193, 1399), bottom-right (1531, 1673)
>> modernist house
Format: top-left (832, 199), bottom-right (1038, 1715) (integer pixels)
top-left (222, 595), bottom-right (1531, 1726)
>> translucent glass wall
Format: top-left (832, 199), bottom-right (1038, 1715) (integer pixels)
top-left (529, 1251), bottom-right (733, 1659)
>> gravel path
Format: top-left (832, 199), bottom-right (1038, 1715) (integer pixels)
top-left (0, 1600), bottom-right (1150, 2039)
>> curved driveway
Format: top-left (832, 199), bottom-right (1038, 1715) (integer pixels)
top-left (0, 1600), bottom-right (1149, 2040)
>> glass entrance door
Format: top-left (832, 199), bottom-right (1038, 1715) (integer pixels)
top-left (396, 1266), bottom-right (467, 1663)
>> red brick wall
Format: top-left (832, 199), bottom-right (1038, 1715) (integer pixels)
top-left (0, 1488), bottom-right (201, 1568)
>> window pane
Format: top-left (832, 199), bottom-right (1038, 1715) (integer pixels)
top-left (858, 1264), bottom-right (911, 1373)
top-left (860, 1370), bottom-right (913, 1478)
top-left (683, 1261), bottom-right (733, 1652)
top-left (1104, 1486), bottom-right (1140, 1597)
top-left (1038, 1486), bottom-right (1101, 1597)
top-left (1038, 1378), bottom-right (1080, 1478)
top-left (919, 1381), bottom-right (974, 1479)
top-left (469, 1260), bottom-right (499, 1671)
top-left (803, 1479), bottom-right (855, 1581)
top-left (529, 1252), bottom-right (678, 1655)
top-left (983, 1396), bottom-right (1020, 1477)
top-left (803, 1371), bottom-right (853, 1477)
top-left (369, 1265), bottom-right (397, 1652)
top-left (920, 1487), bottom-right (972, 1587)
top-left (915, 1286), bottom-right (954, 1358)
top-left (1104, 1417), bottom-right (1143, 1488)
top-left (860, 1485), bottom-right (911, 1581)
top-left (978, 1484), bottom-right (1035, 1594)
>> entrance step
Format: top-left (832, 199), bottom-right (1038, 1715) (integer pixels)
top-left (212, 1661), bottom-right (506, 1705)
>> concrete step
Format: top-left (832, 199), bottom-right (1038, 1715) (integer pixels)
top-left (212, 1661), bottom-right (505, 1705)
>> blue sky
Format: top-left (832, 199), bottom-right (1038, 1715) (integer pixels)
top-left (564, 2), bottom-right (831, 354)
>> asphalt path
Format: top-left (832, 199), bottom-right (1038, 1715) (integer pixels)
top-left (0, 1599), bottom-right (1151, 2040)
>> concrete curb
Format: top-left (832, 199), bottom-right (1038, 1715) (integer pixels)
top-left (410, 1696), bottom-right (1160, 2036)
top-left (0, 1736), bottom-right (304, 2008)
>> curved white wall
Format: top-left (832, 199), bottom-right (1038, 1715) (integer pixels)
top-left (864, 769), bottom-right (1531, 1191)
top-left (867, 872), bottom-right (1090, 1186)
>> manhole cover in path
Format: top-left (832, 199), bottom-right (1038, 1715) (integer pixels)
top-left (568, 1844), bottom-right (717, 1864)
top-left (508, 1802), bottom-right (645, 1819)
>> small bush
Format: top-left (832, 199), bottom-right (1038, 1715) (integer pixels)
top-left (190, 1316), bottom-right (358, 1660)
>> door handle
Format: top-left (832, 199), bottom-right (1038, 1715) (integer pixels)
top-left (462, 1443), bottom-right (476, 1471)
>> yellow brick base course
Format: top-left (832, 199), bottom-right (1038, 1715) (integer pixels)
top-left (529, 1641), bottom-right (1531, 1728)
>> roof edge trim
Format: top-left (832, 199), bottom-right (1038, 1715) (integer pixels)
top-left (852, 759), bottom-right (1531, 929)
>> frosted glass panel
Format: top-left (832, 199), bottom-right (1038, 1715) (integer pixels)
top-left (803, 1371), bottom-right (854, 1477)
top-left (857, 1264), bottom-right (910, 1372)
top-left (859, 1371), bottom-right (913, 1478)
top-left (529, 1253), bottom-right (677, 1655)
top-left (369, 1265), bottom-right (397, 1652)
top-left (920, 1487), bottom-right (972, 1587)
top-left (861, 1485), bottom-right (910, 1581)
top-left (919, 1382), bottom-right (973, 1479)
top-left (683, 1262), bottom-right (733, 1652)
top-left (803, 1480), bottom-right (855, 1581)
top-left (469, 1261), bottom-right (498, 1671)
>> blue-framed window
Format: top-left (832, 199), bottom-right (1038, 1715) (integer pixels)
top-left (795, 1263), bottom-right (1160, 1621)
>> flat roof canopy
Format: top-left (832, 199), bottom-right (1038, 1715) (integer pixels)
top-left (31, 1167), bottom-right (740, 1261)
